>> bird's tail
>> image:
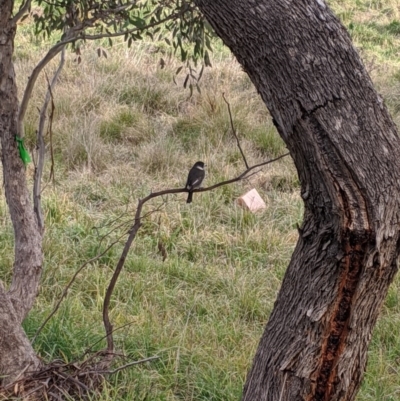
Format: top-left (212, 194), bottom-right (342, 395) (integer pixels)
top-left (187, 191), bottom-right (193, 203)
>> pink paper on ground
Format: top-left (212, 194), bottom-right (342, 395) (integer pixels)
top-left (237, 188), bottom-right (266, 212)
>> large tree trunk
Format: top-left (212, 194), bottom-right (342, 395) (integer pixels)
top-left (0, 0), bottom-right (42, 384)
top-left (195, 1), bottom-right (400, 400)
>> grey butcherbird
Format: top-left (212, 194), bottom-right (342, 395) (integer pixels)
top-left (185, 161), bottom-right (206, 203)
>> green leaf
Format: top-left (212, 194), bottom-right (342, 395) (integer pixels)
top-left (198, 64), bottom-right (205, 81)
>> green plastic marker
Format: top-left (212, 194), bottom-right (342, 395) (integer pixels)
top-left (16, 136), bottom-right (31, 166)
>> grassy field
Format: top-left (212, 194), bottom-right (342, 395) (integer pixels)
top-left (2, 0), bottom-right (400, 399)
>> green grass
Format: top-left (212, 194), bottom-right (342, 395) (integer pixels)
top-left (2, 0), bottom-right (400, 400)
top-left (329, 0), bottom-right (400, 64)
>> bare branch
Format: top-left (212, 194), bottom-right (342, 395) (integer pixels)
top-left (47, 80), bottom-right (57, 186)
top-left (122, 153), bottom-right (291, 202)
top-left (102, 201), bottom-right (165, 353)
top-left (33, 47), bottom-right (65, 232)
top-left (11, 0), bottom-right (32, 24)
top-left (222, 92), bottom-right (249, 169)
top-left (197, 153), bottom-right (289, 193)
top-left (17, 29), bottom-right (79, 137)
top-left (102, 152), bottom-right (290, 352)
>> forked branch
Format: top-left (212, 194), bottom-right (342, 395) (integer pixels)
top-left (102, 152), bottom-right (289, 353)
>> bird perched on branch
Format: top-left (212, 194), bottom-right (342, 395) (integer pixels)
top-left (185, 161), bottom-right (206, 203)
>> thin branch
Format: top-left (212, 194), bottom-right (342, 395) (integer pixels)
top-left (102, 152), bottom-right (289, 352)
top-left (79, 355), bottom-right (160, 376)
top-left (17, 28), bottom-right (79, 137)
top-left (222, 92), bottom-right (249, 169)
top-left (47, 71), bottom-right (57, 185)
top-left (11, 0), bottom-right (32, 24)
top-left (198, 153), bottom-right (289, 192)
top-left (33, 47), bottom-right (65, 232)
top-left (102, 198), bottom-right (153, 353)
top-left (32, 234), bottom-right (126, 344)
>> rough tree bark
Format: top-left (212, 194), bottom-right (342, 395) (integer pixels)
top-left (194, 1), bottom-right (400, 400)
top-left (0, 0), bottom-right (43, 384)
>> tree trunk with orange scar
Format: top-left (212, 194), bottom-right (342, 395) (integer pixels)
top-left (194, 0), bottom-right (400, 400)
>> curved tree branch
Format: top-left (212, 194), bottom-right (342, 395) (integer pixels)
top-left (33, 47), bottom-right (65, 233)
top-left (17, 29), bottom-right (79, 137)
top-left (102, 152), bottom-right (289, 353)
